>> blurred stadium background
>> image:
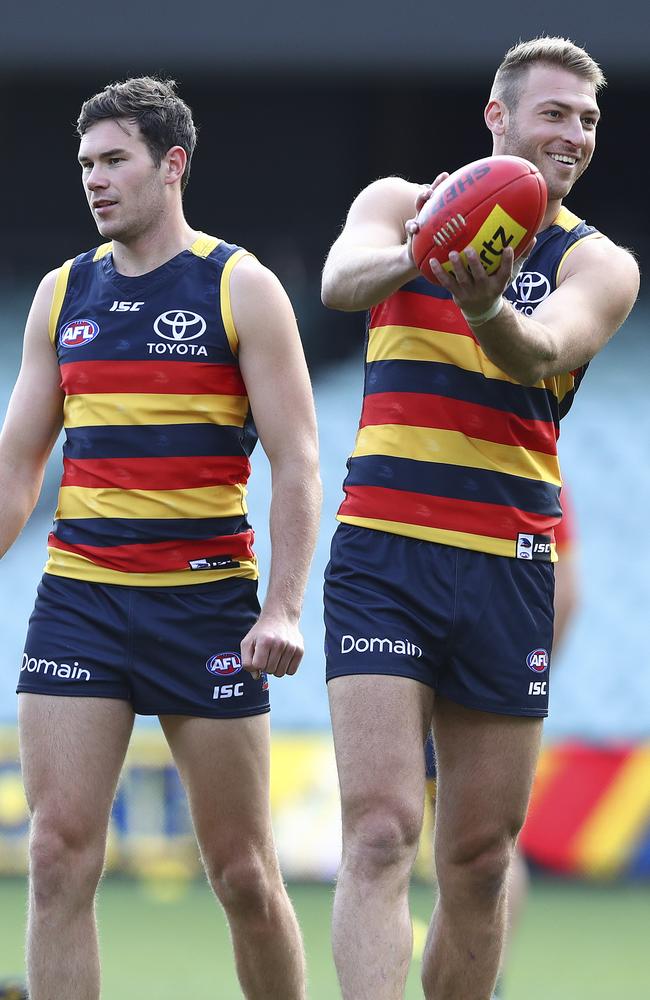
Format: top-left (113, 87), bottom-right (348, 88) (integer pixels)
top-left (0, 3), bottom-right (648, 996)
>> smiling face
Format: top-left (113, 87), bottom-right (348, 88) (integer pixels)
top-left (78, 118), bottom-right (170, 243)
top-left (488, 63), bottom-right (600, 205)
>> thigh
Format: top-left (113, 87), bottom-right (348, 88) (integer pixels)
top-left (324, 523), bottom-right (455, 687)
top-left (19, 694), bottom-right (134, 835)
top-left (17, 574), bottom-right (132, 701)
top-left (130, 578), bottom-right (269, 719)
top-left (441, 552), bottom-right (555, 717)
top-left (432, 696), bottom-right (543, 863)
top-left (160, 713), bottom-right (274, 852)
top-left (329, 674), bottom-right (435, 826)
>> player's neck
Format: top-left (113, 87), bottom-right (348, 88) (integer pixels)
top-left (540, 196), bottom-right (563, 231)
top-left (110, 210), bottom-right (199, 277)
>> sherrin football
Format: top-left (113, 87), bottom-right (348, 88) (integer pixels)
top-left (411, 155), bottom-right (547, 284)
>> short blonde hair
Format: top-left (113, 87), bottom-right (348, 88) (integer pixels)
top-left (492, 36), bottom-right (606, 110)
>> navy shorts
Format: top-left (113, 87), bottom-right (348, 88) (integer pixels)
top-left (324, 523), bottom-right (555, 717)
top-left (17, 574), bottom-right (269, 718)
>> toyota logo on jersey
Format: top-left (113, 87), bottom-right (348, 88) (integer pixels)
top-left (154, 310), bottom-right (206, 341)
top-left (59, 319), bottom-right (100, 348)
top-left (510, 271), bottom-right (551, 304)
top-left (206, 652), bottom-right (243, 676)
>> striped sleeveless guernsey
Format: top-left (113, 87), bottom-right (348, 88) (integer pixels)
top-left (46, 233), bottom-right (259, 586)
top-left (337, 207), bottom-right (600, 561)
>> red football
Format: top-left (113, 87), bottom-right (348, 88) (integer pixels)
top-left (411, 155), bottom-right (547, 284)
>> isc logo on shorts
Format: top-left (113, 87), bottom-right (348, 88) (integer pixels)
top-left (59, 319), bottom-right (100, 348)
top-left (206, 652), bottom-right (243, 676)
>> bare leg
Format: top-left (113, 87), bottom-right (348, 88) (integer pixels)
top-left (161, 713), bottom-right (305, 1000)
top-left (329, 675), bottom-right (435, 1000)
top-left (422, 697), bottom-right (542, 1000)
top-left (19, 694), bottom-right (134, 1000)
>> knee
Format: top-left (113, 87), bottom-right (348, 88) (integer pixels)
top-left (342, 799), bottom-right (422, 877)
top-left (207, 849), bottom-right (279, 918)
top-left (29, 813), bottom-right (104, 908)
top-left (437, 830), bottom-right (515, 907)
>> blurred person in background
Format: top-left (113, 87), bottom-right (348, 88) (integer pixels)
top-left (1, 77), bottom-right (320, 1000)
top-left (320, 36), bottom-right (638, 1000)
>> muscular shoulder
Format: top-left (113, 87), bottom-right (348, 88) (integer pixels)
top-left (38, 267), bottom-right (62, 299)
top-left (228, 253), bottom-right (279, 299)
top-left (229, 254), bottom-right (295, 346)
top-left (347, 176), bottom-right (423, 226)
top-left (27, 267), bottom-right (62, 330)
top-left (560, 234), bottom-right (640, 306)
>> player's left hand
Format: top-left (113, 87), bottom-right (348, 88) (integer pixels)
top-left (240, 613), bottom-right (304, 680)
top-left (429, 244), bottom-right (515, 317)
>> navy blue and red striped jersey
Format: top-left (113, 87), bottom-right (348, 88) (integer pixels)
top-left (45, 233), bottom-right (259, 585)
top-left (336, 207), bottom-right (600, 560)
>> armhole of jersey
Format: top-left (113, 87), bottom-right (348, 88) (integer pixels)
top-left (556, 232), bottom-right (603, 283)
top-left (48, 258), bottom-right (74, 346)
top-left (220, 249), bottom-right (254, 357)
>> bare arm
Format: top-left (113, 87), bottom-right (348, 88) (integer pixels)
top-left (429, 237), bottom-right (640, 384)
top-left (321, 176), bottom-right (439, 312)
top-left (231, 256), bottom-right (322, 678)
top-left (553, 548), bottom-right (580, 652)
top-left (0, 271), bottom-right (64, 558)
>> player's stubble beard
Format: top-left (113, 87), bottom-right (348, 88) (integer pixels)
top-left (94, 169), bottom-right (168, 246)
top-left (501, 120), bottom-right (591, 204)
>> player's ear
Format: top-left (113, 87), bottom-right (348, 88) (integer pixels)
top-left (163, 145), bottom-right (187, 187)
top-left (485, 99), bottom-right (508, 138)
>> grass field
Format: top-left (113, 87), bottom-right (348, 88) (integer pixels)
top-left (0, 876), bottom-right (648, 998)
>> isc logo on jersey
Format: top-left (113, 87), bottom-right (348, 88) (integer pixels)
top-left (59, 319), bottom-right (100, 348)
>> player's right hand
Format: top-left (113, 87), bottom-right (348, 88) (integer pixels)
top-left (405, 172), bottom-right (449, 264)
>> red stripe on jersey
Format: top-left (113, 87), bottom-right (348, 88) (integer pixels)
top-left (47, 530), bottom-right (255, 574)
top-left (360, 392), bottom-right (558, 455)
top-left (370, 289), bottom-right (475, 339)
top-left (61, 360), bottom-right (246, 396)
top-left (340, 484), bottom-right (559, 540)
top-left (62, 455), bottom-right (250, 491)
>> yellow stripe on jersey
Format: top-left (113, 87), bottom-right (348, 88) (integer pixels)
top-left (556, 233), bottom-right (603, 282)
top-left (570, 747), bottom-right (650, 877)
top-left (553, 207), bottom-right (582, 232)
top-left (190, 233), bottom-right (222, 258)
top-left (352, 424), bottom-right (561, 485)
top-left (63, 393), bottom-right (249, 428)
top-left (338, 513), bottom-right (559, 561)
top-left (45, 547), bottom-right (259, 586)
top-left (55, 483), bottom-right (247, 521)
top-left (550, 371), bottom-right (575, 405)
top-left (48, 259), bottom-right (74, 346)
top-left (93, 242), bottom-right (113, 261)
top-left (220, 249), bottom-right (252, 356)
top-left (368, 324), bottom-right (520, 383)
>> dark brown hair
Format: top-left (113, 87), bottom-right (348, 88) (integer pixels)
top-left (77, 77), bottom-right (197, 192)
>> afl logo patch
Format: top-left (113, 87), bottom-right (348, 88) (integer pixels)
top-left (526, 649), bottom-right (549, 673)
top-left (154, 310), bottom-right (206, 341)
top-left (206, 652), bottom-right (243, 677)
top-left (59, 319), bottom-right (100, 348)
